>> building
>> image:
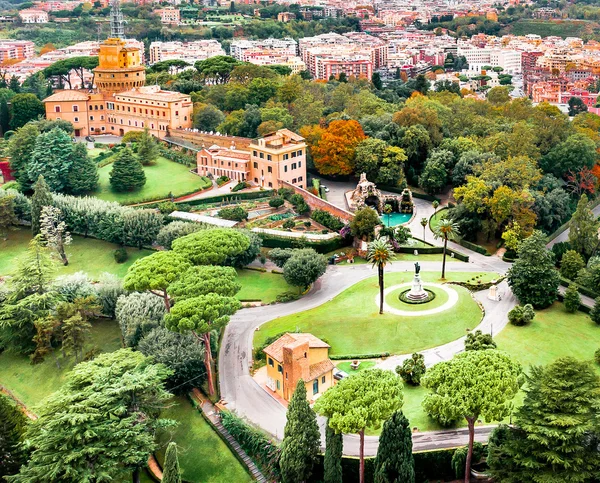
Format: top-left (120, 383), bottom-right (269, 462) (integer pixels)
top-left (149, 40), bottom-right (225, 65)
top-left (230, 38), bottom-right (297, 62)
top-left (196, 128), bottom-right (307, 189)
top-left (277, 12), bottom-right (295, 22)
top-left (43, 0), bottom-right (192, 138)
top-left (19, 9), bottom-right (49, 23)
top-left (0, 40), bottom-right (35, 63)
top-left (154, 6), bottom-right (180, 24)
top-left (263, 333), bottom-right (334, 402)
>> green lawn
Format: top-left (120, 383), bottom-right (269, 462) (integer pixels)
top-left (254, 272), bottom-right (494, 356)
top-left (385, 285), bottom-right (448, 312)
top-left (236, 269), bottom-right (296, 303)
top-left (0, 228), bottom-right (152, 279)
top-left (0, 319), bottom-right (122, 408)
top-left (335, 360), bottom-right (376, 373)
top-left (94, 156), bottom-right (211, 205)
top-left (155, 396), bottom-right (252, 483)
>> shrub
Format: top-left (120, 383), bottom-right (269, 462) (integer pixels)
top-left (216, 175), bottom-right (230, 186)
top-left (269, 248), bottom-right (294, 268)
top-left (590, 297), bottom-right (600, 325)
top-left (289, 193), bottom-right (309, 214)
top-left (508, 304), bottom-right (535, 326)
top-left (218, 206), bottom-right (248, 221)
top-left (113, 246), bottom-right (128, 264)
top-left (0, 180), bottom-right (19, 191)
top-left (283, 219), bottom-right (295, 230)
top-left (232, 181), bottom-right (248, 192)
top-left (551, 241), bottom-right (572, 266)
top-left (395, 353), bottom-right (426, 385)
top-left (311, 209), bottom-right (345, 232)
top-left (595, 348), bottom-right (600, 365)
top-left (451, 443), bottom-right (485, 479)
top-left (157, 201), bottom-right (177, 214)
top-left (560, 250), bottom-right (586, 280)
top-left (96, 273), bottom-right (125, 318)
top-left (122, 131), bottom-right (143, 144)
top-left (564, 283), bottom-right (581, 313)
top-left (115, 292), bottom-right (166, 347)
top-left (275, 291), bottom-right (300, 303)
top-left (303, 221), bottom-right (311, 228)
top-left (350, 207), bottom-right (380, 240)
top-left (52, 272), bottom-right (97, 302)
top-left (269, 197), bottom-right (285, 208)
top-left (464, 330), bottom-right (497, 351)
top-left (156, 220), bottom-right (207, 249)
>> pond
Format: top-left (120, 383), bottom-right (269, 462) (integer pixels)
top-left (380, 212), bottom-right (412, 226)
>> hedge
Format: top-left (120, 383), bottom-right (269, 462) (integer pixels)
top-left (394, 240), bottom-right (470, 263)
top-left (559, 277), bottom-right (598, 300)
top-left (557, 292), bottom-right (591, 314)
top-left (330, 352), bottom-right (390, 360)
top-left (257, 232), bottom-right (351, 254)
top-left (180, 190), bottom-right (275, 206)
top-left (455, 238), bottom-right (490, 256)
top-left (158, 144), bottom-right (196, 166)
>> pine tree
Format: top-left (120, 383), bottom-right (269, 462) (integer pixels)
top-left (7, 122), bottom-right (39, 191)
top-left (161, 442), bottom-right (182, 483)
top-left (31, 175), bottom-right (53, 236)
top-left (279, 379), bottom-right (321, 483)
top-left (67, 143), bottom-right (99, 194)
top-left (109, 147), bottom-right (146, 192)
top-left (0, 97), bottom-right (10, 135)
top-left (564, 283), bottom-right (581, 313)
top-left (374, 411), bottom-right (415, 483)
top-left (590, 296), bottom-right (600, 325)
top-left (324, 423), bottom-right (343, 483)
top-left (26, 127), bottom-right (74, 192)
top-left (136, 128), bottom-right (159, 166)
top-left (0, 194), bottom-right (16, 239)
top-left (0, 394), bottom-right (29, 479)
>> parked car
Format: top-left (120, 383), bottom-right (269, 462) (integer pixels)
top-left (333, 368), bottom-right (348, 381)
top-left (85, 136), bottom-right (95, 142)
top-left (322, 185), bottom-right (330, 193)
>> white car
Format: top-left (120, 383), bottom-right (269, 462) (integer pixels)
top-left (322, 185), bottom-right (330, 193)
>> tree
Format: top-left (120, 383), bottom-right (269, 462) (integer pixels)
top-left (164, 293), bottom-right (241, 396)
top-left (0, 98), bottom-right (10, 135)
top-left (39, 205), bottom-right (72, 266)
top-left (66, 143), bottom-right (98, 194)
top-left (374, 411), bottom-right (415, 483)
top-left (31, 175), bottom-right (53, 236)
top-left (280, 380), bottom-right (321, 483)
top-left (116, 292), bottom-right (166, 347)
top-left (123, 251), bottom-right (192, 312)
top-left (367, 237), bottom-right (395, 314)
top-left (311, 120), bottom-right (366, 176)
top-left (9, 93), bottom-right (44, 129)
top-left (195, 56), bottom-right (240, 84)
top-left (6, 349), bottom-right (173, 483)
top-left (508, 231), bottom-right (560, 308)
top-left (590, 296), bottom-right (600, 325)
top-left (324, 424), bottom-right (342, 483)
top-left (109, 147), bottom-right (146, 192)
top-left (568, 194), bottom-right (599, 259)
top-left (156, 221), bottom-right (205, 250)
top-left (0, 194), bottom-right (16, 239)
top-left (564, 283), bottom-right (581, 313)
top-left (315, 369), bottom-right (403, 483)
top-left (487, 86), bottom-right (511, 105)
top-left (372, 72), bottom-right (383, 90)
top-left (508, 304), bottom-right (535, 326)
top-left (136, 128), bottom-right (159, 166)
top-left (27, 127), bottom-right (74, 192)
top-left (422, 351), bottom-right (521, 483)
top-left (121, 209), bottom-right (164, 250)
top-left (283, 248), bottom-right (327, 292)
top-left (172, 228), bottom-right (250, 266)
top-left (395, 353), bottom-right (426, 385)
top-left (193, 103), bottom-right (225, 131)
top-left (464, 330), bottom-right (497, 351)
top-left (161, 442), bottom-right (182, 483)
top-left (487, 358), bottom-right (600, 483)
top-left (7, 123), bottom-right (39, 191)
top-left (432, 218), bottom-right (460, 279)
top-left (560, 250), bottom-right (585, 280)
top-left (420, 217), bottom-right (428, 240)
top-left (167, 265), bottom-right (240, 301)
top-left (568, 96), bottom-right (588, 116)
top-left (541, 134), bottom-right (597, 178)
top-left (354, 138), bottom-right (407, 187)
top-left (350, 207), bottom-right (380, 241)
top-left (419, 157), bottom-right (447, 194)
top-left (0, 394), bottom-right (28, 479)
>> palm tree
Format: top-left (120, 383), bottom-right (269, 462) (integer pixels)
top-left (432, 218), bottom-right (460, 279)
top-left (367, 237), bottom-right (396, 314)
top-left (432, 200), bottom-right (440, 216)
top-left (420, 217), bottom-right (428, 240)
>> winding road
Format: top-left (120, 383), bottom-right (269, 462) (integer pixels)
top-left (218, 187), bottom-right (571, 456)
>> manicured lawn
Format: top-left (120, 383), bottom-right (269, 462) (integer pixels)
top-left (323, 249), bottom-right (458, 265)
top-left (0, 228), bottom-right (152, 279)
top-left (155, 396), bottom-right (252, 483)
top-left (0, 319), bottom-right (122, 408)
top-left (335, 360), bottom-right (376, 373)
top-left (94, 156), bottom-right (211, 204)
top-left (254, 272), bottom-right (494, 356)
top-left (236, 269), bottom-right (296, 303)
top-left (385, 285), bottom-right (449, 312)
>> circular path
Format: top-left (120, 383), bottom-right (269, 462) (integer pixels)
top-left (378, 282), bottom-right (459, 316)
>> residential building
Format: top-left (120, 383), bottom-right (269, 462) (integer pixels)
top-left (19, 9), bottom-right (49, 23)
top-left (0, 40), bottom-right (35, 63)
top-left (277, 12), bottom-right (295, 22)
top-left (149, 40), bottom-right (225, 65)
top-left (263, 333), bottom-right (334, 402)
top-left (154, 6), bottom-right (180, 24)
top-left (230, 38), bottom-right (297, 62)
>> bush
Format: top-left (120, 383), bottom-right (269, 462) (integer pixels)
top-left (350, 207), bottom-right (380, 240)
top-left (508, 304), bottom-right (535, 326)
top-left (311, 209), bottom-right (345, 232)
top-left (269, 197), bottom-right (285, 208)
top-left (564, 283), bottom-right (581, 313)
top-left (218, 206), bottom-right (248, 221)
top-left (122, 131), bottom-right (143, 144)
top-left (115, 292), bottom-right (166, 347)
top-left (395, 353), bottom-right (426, 385)
top-left (258, 231), bottom-right (349, 254)
top-left (157, 201), bottom-right (177, 214)
top-left (158, 144), bottom-right (196, 166)
top-left (52, 272), bottom-right (97, 302)
top-left (464, 330), bottom-right (497, 351)
top-left (560, 250), bottom-right (586, 280)
top-left (451, 443), bottom-right (485, 479)
top-left (551, 241), bottom-right (572, 266)
top-left (590, 297), bottom-right (600, 325)
top-left (275, 291), bottom-right (300, 303)
top-left (156, 220), bottom-right (207, 249)
top-left (303, 221), bottom-right (311, 228)
top-left (329, 352), bottom-right (390, 360)
top-left (0, 180), bottom-right (19, 191)
top-left (268, 248), bottom-right (294, 268)
top-left (283, 219), bottom-right (295, 230)
top-left (232, 181), bottom-right (248, 192)
top-left (216, 175), bottom-right (230, 186)
top-left (96, 273), bottom-right (125, 318)
top-left (289, 193), bottom-right (309, 214)
top-left (182, 190), bottom-right (274, 206)
top-left (595, 348), bottom-right (600, 365)
top-left (113, 246), bottom-right (128, 264)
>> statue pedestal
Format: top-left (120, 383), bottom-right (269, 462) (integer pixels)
top-left (406, 273), bottom-right (429, 301)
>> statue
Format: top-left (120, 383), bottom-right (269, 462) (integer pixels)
top-left (414, 262), bottom-right (420, 274)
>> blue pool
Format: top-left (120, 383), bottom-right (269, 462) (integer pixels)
top-left (380, 212), bottom-right (412, 226)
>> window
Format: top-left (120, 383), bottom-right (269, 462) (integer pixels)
top-left (299, 161), bottom-right (302, 168)
top-left (267, 154), bottom-right (271, 161)
top-left (73, 117), bottom-right (79, 122)
top-left (253, 162), bottom-right (258, 169)
top-left (268, 358), bottom-right (274, 367)
top-left (253, 150), bottom-right (257, 156)
top-left (268, 166), bottom-right (272, 173)
top-left (291, 151), bottom-right (297, 158)
top-left (175, 111), bottom-right (179, 116)
top-left (322, 376), bottom-right (326, 384)
top-left (291, 163), bottom-right (297, 170)
top-left (268, 182), bottom-right (272, 187)
top-left (298, 176), bottom-right (303, 182)
top-left (259, 153), bottom-right (264, 159)
top-left (304, 352), bottom-right (307, 358)
top-left (73, 105), bottom-right (78, 112)
top-left (277, 363), bottom-right (283, 373)
top-left (284, 166), bottom-right (288, 173)
top-left (292, 178), bottom-right (297, 184)
top-left (54, 106), bottom-right (60, 113)
top-left (313, 379), bottom-right (319, 395)
top-left (90, 116), bottom-right (94, 121)
top-left (276, 380), bottom-right (280, 390)
top-left (283, 154), bottom-right (289, 160)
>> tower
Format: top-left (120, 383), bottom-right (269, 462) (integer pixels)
top-left (110, 0), bottom-right (125, 39)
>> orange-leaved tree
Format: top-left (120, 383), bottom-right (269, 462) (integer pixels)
top-left (310, 119), bottom-right (366, 176)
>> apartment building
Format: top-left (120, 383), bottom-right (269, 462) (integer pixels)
top-left (0, 40), bottom-right (35, 63)
top-left (149, 40), bottom-right (225, 64)
top-left (19, 9), bottom-right (49, 23)
top-left (230, 38), bottom-right (297, 61)
top-left (154, 7), bottom-right (180, 24)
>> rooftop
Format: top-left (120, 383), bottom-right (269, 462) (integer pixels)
top-left (42, 90), bottom-right (90, 102)
top-left (263, 333), bottom-right (330, 361)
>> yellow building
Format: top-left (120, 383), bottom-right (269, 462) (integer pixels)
top-left (263, 333), bottom-right (334, 402)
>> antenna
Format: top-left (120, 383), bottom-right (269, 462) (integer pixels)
top-left (110, 0), bottom-right (125, 39)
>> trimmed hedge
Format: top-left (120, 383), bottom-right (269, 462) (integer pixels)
top-left (257, 232), bottom-right (350, 254)
top-left (559, 277), bottom-right (598, 300)
top-left (455, 238), bottom-right (490, 255)
top-left (158, 145), bottom-right (196, 166)
top-left (180, 190), bottom-right (275, 206)
top-left (330, 352), bottom-right (390, 360)
top-left (395, 245), bottom-right (470, 262)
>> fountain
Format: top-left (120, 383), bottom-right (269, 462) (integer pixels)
top-left (405, 262), bottom-right (430, 302)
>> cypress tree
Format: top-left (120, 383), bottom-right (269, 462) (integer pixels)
top-left (0, 97), bottom-right (10, 135)
top-left (109, 147), bottom-right (146, 192)
top-left (279, 379), bottom-right (321, 483)
top-left (67, 143), bottom-right (99, 195)
top-left (324, 423), bottom-right (343, 483)
top-left (31, 175), bottom-right (53, 236)
top-left (136, 128), bottom-right (159, 166)
top-left (374, 411), bottom-right (415, 483)
top-left (161, 442), bottom-right (181, 483)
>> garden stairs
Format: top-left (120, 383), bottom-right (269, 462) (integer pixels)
top-left (189, 388), bottom-right (268, 483)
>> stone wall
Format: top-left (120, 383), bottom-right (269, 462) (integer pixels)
top-left (169, 129), bottom-right (253, 151)
top-left (279, 180), bottom-right (354, 222)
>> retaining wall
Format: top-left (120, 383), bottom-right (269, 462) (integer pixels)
top-left (279, 180), bottom-right (354, 222)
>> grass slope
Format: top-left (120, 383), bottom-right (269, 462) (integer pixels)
top-left (254, 272), bottom-right (494, 356)
top-left (94, 156), bottom-right (211, 204)
top-left (0, 228), bottom-right (152, 279)
top-left (236, 269), bottom-right (296, 303)
top-left (155, 396), bottom-right (252, 483)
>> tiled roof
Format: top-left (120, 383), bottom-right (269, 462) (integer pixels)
top-left (309, 359), bottom-right (334, 380)
top-left (116, 88), bottom-right (189, 102)
top-left (263, 333), bottom-right (329, 361)
top-left (42, 90), bottom-right (90, 102)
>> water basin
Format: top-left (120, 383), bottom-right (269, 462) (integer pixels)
top-left (380, 212), bottom-right (412, 226)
